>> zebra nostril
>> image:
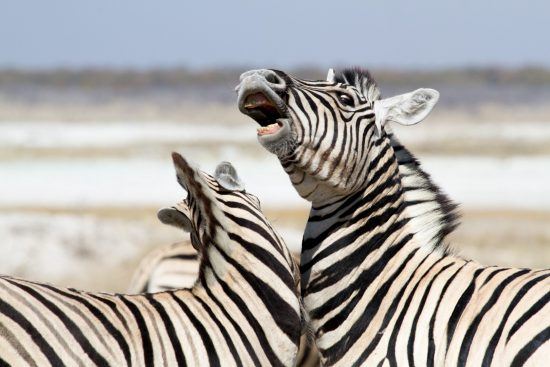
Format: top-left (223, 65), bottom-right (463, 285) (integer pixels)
top-left (262, 71), bottom-right (286, 92)
top-left (265, 73), bottom-right (280, 84)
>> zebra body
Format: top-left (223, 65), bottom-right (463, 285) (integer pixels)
top-left (237, 68), bottom-right (550, 366)
top-left (0, 154), bottom-right (302, 366)
top-left (129, 243), bottom-right (322, 366)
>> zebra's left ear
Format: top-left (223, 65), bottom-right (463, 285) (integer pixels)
top-left (326, 68), bottom-right (335, 83)
top-left (214, 161), bottom-right (245, 191)
top-left (373, 88), bottom-right (439, 136)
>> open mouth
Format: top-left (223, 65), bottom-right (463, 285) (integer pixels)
top-left (241, 92), bottom-right (287, 136)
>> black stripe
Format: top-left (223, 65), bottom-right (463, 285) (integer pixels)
top-left (302, 187), bottom-right (404, 281)
top-left (511, 326), bottom-right (550, 366)
top-left (302, 172), bottom-right (400, 258)
top-left (480, 267), bottom-right (508, 287)
top-left (306, 90), bottom-right (339, 139)
top-left (506, 292), bottom-right (550, 342)
top-left (427, 263), bottom-right (467, 367)
top-left (313, 233), bottom-right (415, 329)
top-left (446, 268), bottom-right (483, 348)
top-left (171, 294), bottom-right (220, 367)
top-left (506, 291), bottom-right (550, 342)
top-left (218, 198), bottom-right (267, 226)
top-left (201, 277), bottom-right (261, 366)
top-left (39, 284), bottom-right (132, 366)
top-left (310, 190), bottom-right (357, 213)
top-left (407, 262), bottom-right (453, 367)
top-left (195, 296), bottom-right (243, 367)
top-left (213, 270), bottom-right (285, 367)
top-left (5, 279), bottom-right (109, 366)
top-left (482, 273), bottom-right (550, 366)
top-left (350, 252), bottom-right (432, 366)
top-left (120, 296), bottom-right (154, 366)
top-left (305, 214), bottom-right (407, 298)
top-left (291, 89), bottom-right (314, 143)
top-left (88, 293), bottom-right (132, 335)
top-left (457, 269), bottom-right (530, 366)
top-left (146, 295), bottom-right (187, 366)
top-left (168, 254), bottom-right (198, 261)
top-left (0, 357), bottom-right (10, 367)
top-left (0, 297), bottom-right (63, 366)
top-left (216, 243), bottom-right (300, 343)
top-left (228, 231), bottom-right (295, 292)
top-left (318, 106), bottom-right (348, 178)
top-left (386, 258), bottom-right (445, 367)
top-left (225, 212), bottom-right (284, 258)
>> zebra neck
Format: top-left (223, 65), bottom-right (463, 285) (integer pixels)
top-left (197, 236), bottom-right (301, 328)
top-left (301, 154), bottom-right (409, 279)
top-left (300, 135), bottom-right (459, 287)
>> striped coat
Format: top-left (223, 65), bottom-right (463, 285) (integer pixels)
top-left (128, 241), bottom-right (200, 294)
top-left (128, 242), bottom-right (322, 367)
top-left (0, 153), bottom-right (302, 366)
top-left (237, 68), bottom-right (550, 366)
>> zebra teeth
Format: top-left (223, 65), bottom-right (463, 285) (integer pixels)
top-left (257, 122), bottom-right (282, 136)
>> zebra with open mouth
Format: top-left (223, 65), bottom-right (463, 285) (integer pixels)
top-left (236, 68), bottom-right (549, 366)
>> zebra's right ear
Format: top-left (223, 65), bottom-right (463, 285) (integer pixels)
top-left (215, 161), bottom-right (245, 191)
top-left (158, 205), bottom-right (192, 233)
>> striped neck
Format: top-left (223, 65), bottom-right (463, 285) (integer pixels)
top-left (193, 221), bottom-right (302, 357)
top-left (300, 140), bottom-right (410, 288)
top-left (298, 137), bottom-right (458, 360)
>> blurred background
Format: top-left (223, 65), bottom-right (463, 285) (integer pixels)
top-left (1, 0), bottom-right (549, 291)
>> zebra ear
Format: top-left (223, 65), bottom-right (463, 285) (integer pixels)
top-left (373, 88), bottom-right (439, 136)
top-left (326, 68), bottom-right (335, 83)
top-left (158, 205), bottom-right (192, 233)
top-left (214, 161), bottom-right (245, 191)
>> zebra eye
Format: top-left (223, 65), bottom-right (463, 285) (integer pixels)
top-left (337, 93), bottom-right (354, 107)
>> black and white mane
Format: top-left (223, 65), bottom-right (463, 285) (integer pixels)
top-left (336, 68), bottom-right (460, 251)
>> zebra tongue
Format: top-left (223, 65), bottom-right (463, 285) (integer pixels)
top-left (257, 122), bottom-right (282, 136)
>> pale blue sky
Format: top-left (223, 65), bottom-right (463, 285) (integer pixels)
top-left (1, 0), bottom-right (548, 69)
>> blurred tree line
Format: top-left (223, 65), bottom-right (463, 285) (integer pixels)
top-left (1, 67), bottom-right (550, 91)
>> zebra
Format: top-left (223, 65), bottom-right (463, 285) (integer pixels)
top-left (128, 240), bottom-right (200, 293)
top-left (236, 68), bottom-right (550, 366)
top-left (0, 153), bottom-right (302, 366)
top-left (128, 243), bottom-right (322, 367)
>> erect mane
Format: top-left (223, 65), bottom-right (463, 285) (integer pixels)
top-left (337, 67), bottom-right (460, 252)
top-left (334, 67), bottom-right (381, 102)
top-left (390, 134), bottom-right (460, 253)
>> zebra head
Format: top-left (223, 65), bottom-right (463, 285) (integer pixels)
top-left (159, 153), bottom-right (300, 285)
top-left (237, 68), bottom-right (439, 203)
top-left (158, 152), bottom-right (256, 251)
